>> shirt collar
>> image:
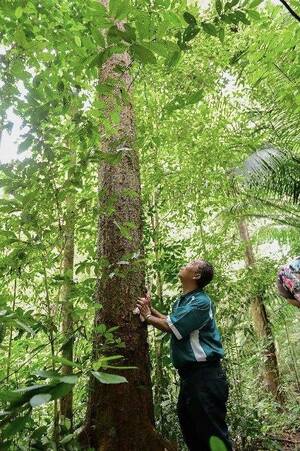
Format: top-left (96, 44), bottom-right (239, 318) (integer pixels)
top-left (179, 287), bottom-right (203, 299)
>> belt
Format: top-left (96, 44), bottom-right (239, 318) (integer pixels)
top-left (178, 359), bottom-right (222, 379)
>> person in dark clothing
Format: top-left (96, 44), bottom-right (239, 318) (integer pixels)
top-left (135, 260), bottom-right (232, 451)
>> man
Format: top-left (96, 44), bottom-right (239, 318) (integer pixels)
top-left (136, 260), bottom-right (232, 451)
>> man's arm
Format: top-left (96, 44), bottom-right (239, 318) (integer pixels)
top-left (150, 307), bottom-right (166, 320)
top-left (145, 314), bottom-right (171, 333)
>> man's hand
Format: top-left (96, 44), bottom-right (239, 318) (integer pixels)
top-left (136, 297), bottom-right (151, 320)
top-left (144, 291), bottom-right (151, 307)
top-left (135, 294), bottom-right (171, 334)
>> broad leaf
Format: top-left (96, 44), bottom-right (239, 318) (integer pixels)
top-left (131, 44), bottom-right (157, 64)
top-left (201, 22), bottom-right (218, 37)
top-left (92, 371), bottom-right (127, 384)
top-left (183, 12), bottom-right (197, 26)
top-left (30, 393), bottom-right (52, 407)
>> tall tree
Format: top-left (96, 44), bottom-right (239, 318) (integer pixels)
top-left (81, 7), bottom-right (175, 450)
top-left (238, 219), bottom-right (283, 403)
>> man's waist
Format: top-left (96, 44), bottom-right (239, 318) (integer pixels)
top-left (178, 359), bottom-right (222, 378)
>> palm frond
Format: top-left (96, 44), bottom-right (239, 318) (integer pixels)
top-left (236, 145), bottom-right (300, 203)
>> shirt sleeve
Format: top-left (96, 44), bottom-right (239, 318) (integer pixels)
top-left (166, 298), bottom-right (212, 340)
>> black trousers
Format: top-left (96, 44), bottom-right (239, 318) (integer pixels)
top-left (177, 361), bottom-right (232, 451)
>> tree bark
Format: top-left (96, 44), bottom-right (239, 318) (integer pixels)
top-left (238, 220), bottom-right (283, 403)
top-left (60, 191), bottom-right (75, 424)
top-left (80, 21), bottom-right (176, 451)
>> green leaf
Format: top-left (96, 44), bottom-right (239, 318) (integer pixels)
top-left (93, 355), bottom-right (123, 370)
top-left (164, 90), bottom-right (204, 114)
top-left (0, 391), bottom-right (23, 402)
top-left (247, 10), bottom-right (260, 20)
top-left (147, 42), bottom-right (168, 58)
top-left (18, 135), bottom-right (33, 153)
top-left (59, 375), bottom-right (78, 384)
top-left (109, 0), bottom-right (130, 20)
top-left (107, 25), bottom-right (135, 43)
top-left (74, 36), bottom-right (81, 47)
top-left (235, 10), bottom-right (250, 24)
top-left (221, 13), bottom-right (238, 24)
top-left (218, 27), bottom-right (225, 43)
top-left (34, 370), bottom-right (60, 379)
top-left (15, 7), bottom-right (23, 18)
top-left (14, 29), bottom-right (28, 48)
top-left (53, 356), bottom-right (82, 368)
top-left (183, 12), bottom-right (197, 26)
top-left (104, 365), bottom-right (137, 370)
top-left (30, 393), bottom-right (52, 407)
top-left (249, 0), bottom-right (264, 7)
top-left (224, 0), bottom-right (239, 10)
top-left (131, 44), bottom-right (157, 65)
top-left (15, 320), bottom-right (35, 335)
top-left (123, 24), bottom-right (136, 42)
top-left (15, 384), bottom-right (49, 393)
top-left (216, 0), bottom-right (223, 15)
top-left (48, 383), bottom-right (74, 401)
top-left (0, 230), bottom-right (19, 242)
top-left (165, 50), bottom-right (181, 69)
top-left (60, 433), bottom-right (74, 445)
top-left (183, 25), bottom-right (200, 42)
top-left (165, 12), bottom-right (182, 27)
top-left (91, 371), bottom-right (127, 384)
top-left (209, 435), bottom-right (228, 451)
top-left (88, 51), bottom-right (105, 68)
top-left (3, 414), bottom-right (30, 438)
top-left (201, 22), bottom-right (218, 37)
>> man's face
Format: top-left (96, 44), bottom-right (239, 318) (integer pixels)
top-left (178, 261), bottom-right (201, 283)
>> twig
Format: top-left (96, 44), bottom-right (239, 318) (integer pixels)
top-left (278, 0), bottom-right (300, 23)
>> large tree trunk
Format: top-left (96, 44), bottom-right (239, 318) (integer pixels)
top-left (80, 21), bottom-right (176, 451)
top-left (59, 191), bottom-right (75, 424)
top-left (238, 220), bottom-right (283, 403)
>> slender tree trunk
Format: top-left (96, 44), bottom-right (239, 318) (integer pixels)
top-left (6, 276), bottom-right (17, 380)
top-left (42, 263), bottom-right (59, 443)
top-left (59, 192), bottom-right (75, 424)
top-left (150, 194), bottom-right (166, 433)
top-left (238, 220), bottom-right (283, 403)
top-left (81, 15), bottom-right (176, 451)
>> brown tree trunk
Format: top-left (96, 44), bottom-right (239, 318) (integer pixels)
top-left (80, 14), bottom-right (176, 451)
top-left (238, 220), bottom-right (283, 403)
top-left (59, 191), bottom-right (75, 424)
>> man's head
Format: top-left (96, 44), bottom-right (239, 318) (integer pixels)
top-left (179, 259), bottom-right (214, 290)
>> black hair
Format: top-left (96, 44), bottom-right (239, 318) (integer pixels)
top-left (195, 261), bottom-right (214, 289)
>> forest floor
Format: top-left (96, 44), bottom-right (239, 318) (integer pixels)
top-left (282, 432), bottom-right (300, 451)
top-left (273, 432), bottom-right (300, 450)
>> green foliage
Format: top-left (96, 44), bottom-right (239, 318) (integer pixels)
top-left (210, 435), bottom-right (227, 451)
top-left (0, 0), bottom-right (299, 448)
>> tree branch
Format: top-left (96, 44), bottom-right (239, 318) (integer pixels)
top-left (279, 0), bottom-right (300, 23)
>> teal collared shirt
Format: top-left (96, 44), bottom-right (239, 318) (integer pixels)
top-left (166, 288), bottom-right (224, 369)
